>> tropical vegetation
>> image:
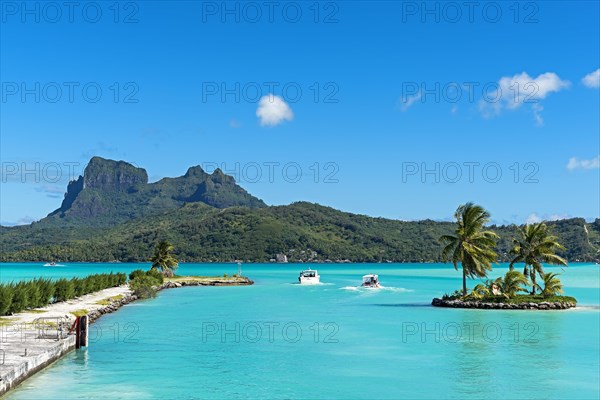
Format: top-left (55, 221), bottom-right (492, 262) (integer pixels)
top-left (0, 273), bottom-right (127, 316)
top-left (128, 268), bottom-right (165, 299)
top-left (509, 223), bottom-right (568, 294)
top-left (439, 204), bottom-right (576, 306)
top-left (150, 241), bottom-right (179, 276)
top-left (440, 202), bottom-right (499, 295)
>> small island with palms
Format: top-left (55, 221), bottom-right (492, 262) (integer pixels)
top-left (433, 203), bottom-right (577, 310)
top-left (128, 241), bottom-right (253, 299)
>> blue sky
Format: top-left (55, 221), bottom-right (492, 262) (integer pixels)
top-left (1, 1), bottom-right (599, 226)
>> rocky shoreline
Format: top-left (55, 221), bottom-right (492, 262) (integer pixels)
top-left (87, 293), bottom-right (139, 323)
top-left (432, 297), bottom-right (577, 310)
top-left (159, 277), bottom-right (254, 288)
top-left (87, 277), bottom-right (254, 321)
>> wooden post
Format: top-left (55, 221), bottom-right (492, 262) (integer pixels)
top-left (80, 315), bottom-right (89, 347)
top-left (75, 317), bottom-right (81, 349)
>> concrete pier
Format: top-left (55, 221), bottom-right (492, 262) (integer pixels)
top-left (0, 330), bottom-right (76, 395)
top-left (0, 285), bottom-right (133, 396)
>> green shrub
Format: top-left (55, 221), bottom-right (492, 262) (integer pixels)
top-left (146, 269), bottom-right (164, 284)
top-left (129, 269), bottom-right (146, 281)
top-left (54, 278), bottom-right (75, 302)
top-left (26, 281), bottom-right (42, 308)
top-left (37, 278), bottom-right (55, 305)
top-left (0, 284), bottom-right (14, 315)
top-left (116, 272), bottom-right (127, 285)
top-left (72, 277), bottom-right (86, 297)
top-left (10, 282), bottom-right (29, 313)
top-left (129, 275), bottom-right (159, 299)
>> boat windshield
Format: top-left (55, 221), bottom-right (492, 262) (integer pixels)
top-left (301, 271), bottom-right (316, 277)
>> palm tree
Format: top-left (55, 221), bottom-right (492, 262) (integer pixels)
top-left (509, 223), bottom-right (567, 294)
top-left (500, 270), bottom-right (530, 299)
top-left (150, 241), bottom-right (179, 277)
top-left (538, 272), bottom-right (564, 297)
top-left (440, 202), bottom-right (499, 296)
top-left (470, 283), bottom-right (490, 299)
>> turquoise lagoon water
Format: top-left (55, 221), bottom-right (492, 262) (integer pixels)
top-left (2, 263), bottom-right (599, 400)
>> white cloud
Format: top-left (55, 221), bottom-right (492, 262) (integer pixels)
top-left (479, 72), bottom-right (570, 124)
top-left (566, 155), bottom-right (600, 171)
top-left (582, 68), bottom-right (600, 88)
top-left (1, 216), bottom-right (36, 226)
top-left (399, 91), bottom-right (422, 112)
top-left (525, 213), bottom-right (542, 224)
top-left (256, 95), bottom-right (294, 127)
top-left (525, 213), bottom-right (570, 225)
top-left (548, 214), bottom-right (571, 221)
top-left (532, 103), bottom-right (544, 126)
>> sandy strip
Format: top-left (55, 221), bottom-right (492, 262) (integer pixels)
top-left (2, 284), bottom-right (132, 325)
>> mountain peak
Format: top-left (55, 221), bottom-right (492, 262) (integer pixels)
top-left (47, 156), bottom-right (266, 225)
top-left (185, 165), bottom-right (208, 178)
top-left (83, 157), bottom-right (148, 191)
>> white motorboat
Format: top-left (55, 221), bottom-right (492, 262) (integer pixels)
top-left (298, 269), bottom-right (320, 284)
top-left (43, 262), bottom-right (57, 267)
top-left (361, 274), bottom-right (380, 288)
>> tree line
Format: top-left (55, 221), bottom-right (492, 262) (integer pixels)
top-left (0, 272), bottom-right (127, 316)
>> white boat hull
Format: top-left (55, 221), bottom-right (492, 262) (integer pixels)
top-left (299, 276), bottom-right (320, 285)
top-left (361, 283), bottom-right (380, 289)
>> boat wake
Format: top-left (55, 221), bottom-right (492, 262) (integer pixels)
top-left (340, 286), bottom-right (412, 292)
top-left (288, 282), bottom-right (335, 286)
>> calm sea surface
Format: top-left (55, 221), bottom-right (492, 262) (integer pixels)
top-left (2, 263), bottom-right (599, 399)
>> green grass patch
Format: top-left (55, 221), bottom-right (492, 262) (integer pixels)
top-left (95, 294), bottom-right (124, 305)
top-left (165, 275), bottom-right (246, 283)
top-left (70, 309), bottom-right (88, 317)
top-left (25, 309), bottom-right (48, 314)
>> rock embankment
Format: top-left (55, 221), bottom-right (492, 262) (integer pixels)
top-left (431, 298), bottom-right (576, 310)
top-left (159, 277), bottom-right (254, 289)
top-left (87, 293), bottom-right (138, 323)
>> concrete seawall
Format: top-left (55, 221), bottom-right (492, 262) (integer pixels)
top-left (0, 334), bottom-right (76, 395)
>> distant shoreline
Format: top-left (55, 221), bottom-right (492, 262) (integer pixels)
top-left (1, 261), bottom-right (598, 265)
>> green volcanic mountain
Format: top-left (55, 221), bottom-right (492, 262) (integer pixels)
top-left (44, 156), bottom-right (266, 226)
top-left (1, 157), bottom-right (599, 263)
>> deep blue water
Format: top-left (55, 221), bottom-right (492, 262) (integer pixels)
top-left (2, 263), bottom-right (599, 399)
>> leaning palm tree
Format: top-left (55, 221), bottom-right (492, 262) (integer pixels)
top-left (150, 241), bottom-right (179, 277)
top-left (470, 283), bottom-right (490, 299)
top-left (440, 203), bottom-right (499, 296)
top-left (500, 270), bottom-right (530, 299)
top-left (509, 223), bottom-right (567, 294)
top-left (538, 272), bottom-right (564, 298)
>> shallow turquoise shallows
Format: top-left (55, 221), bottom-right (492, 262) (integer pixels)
top-left (2, 263), bottom-right (599, 400)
